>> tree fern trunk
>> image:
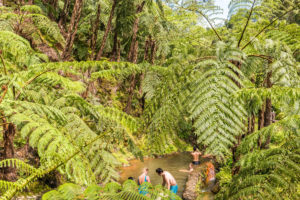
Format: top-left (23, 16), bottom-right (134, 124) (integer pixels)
top-left (2, 122), bottom-right (17, 181)
top-left (143, 36), bottom-right (150, 61)
top-left (247, 114), bottom-right (255, 134)
top-left (258, 103), bottom-right (265, 130)
top-left (250, 113), bottom-right (255, 133)
top-left (128, 1), bottom-right (145, 62)
top-left (125, 74), bottom-right (136, 114)
top-left (150, 39), bottom-right (156, 64)
top-left (58, 0), bottom-right (71, 36)
top-left (132, 41), bottom-right (139, 64)
top-left (231, 135), bottom-right (242, 175)
top-left (262, 70), bottom-right (272, 148)
top-left (90, 4), bottom-right (101, 60)
top-left (117, 40), bottom-right (121, 62)
top-left (96, 0), bottom-right (118, 60)
top-left (125, 42), bottom-right (139, 114)
top-left (264, 98), bottom-right (272, 127)
top-left (110, 29), bottom-right (118, 61)
top-left (264, 71), bottom-right (272, 127)
top-left (61, 0), bottom-right (84, 61)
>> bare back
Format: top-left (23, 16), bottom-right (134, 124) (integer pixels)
top-left (138, 173), bottom-right (150, 185)
top-left (163, 171), bottom-right (177, 186)
top-left (191, 151), bottom-right (201, 161)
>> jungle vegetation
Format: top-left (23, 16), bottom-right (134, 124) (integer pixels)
top-left (0, 0), bottom-right (299, 199)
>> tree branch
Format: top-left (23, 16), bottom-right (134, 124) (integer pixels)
top-left (248, 54), bottom-right (273, 63)
top-left (241, 7), bottom-right (297, 50)
top-left (197, 11), bottom-right (222, 41)
top-left (0, 54), bottom-right (7, 75)
top-left (0, 85), bottom-right (8, 104)
top-left (238, 0), bottom-right (256, 47)
top-left (15, 69), bottom-right (53, 100)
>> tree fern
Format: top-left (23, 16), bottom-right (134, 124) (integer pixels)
top-left (41, 180), bottom-right (182, 200)
top-left (187, 41), bottom-right (248, 160)
top-left (216, 115), bottom-right (300, 200)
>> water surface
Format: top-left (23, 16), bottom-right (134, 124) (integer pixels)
top-left (119, 152), bottom-right (214, 199)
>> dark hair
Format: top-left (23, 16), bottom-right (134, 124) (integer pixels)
top-left (128, 177), bottom-right (134, 180)
top-left (193, 146), bottom-right (197, 151)
top-left (156, 168), bottom-right (163, 174)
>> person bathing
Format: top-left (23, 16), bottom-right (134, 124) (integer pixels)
top-left (138, 168), bottom-right (151, 185)
top-left (138, 168), bottom-right (150, 195)
top-left (156, 168), bottom-right (178, 194)
top-left (191, 146), bottom-right (202, 165)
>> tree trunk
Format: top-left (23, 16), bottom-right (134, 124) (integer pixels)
top-left (0, 0), bottom-right (3, 6)
top-left (128, 1), bottom-right (145, 62)
top-left (150, 39), bottom-right (156, 64)
top-left (132, 41), bottom-right (139, 64)
top-left (28, 0), bottom-right (34, 4)
top-left (143, 36), bottom-right (150, 61)
top-left (2, 122), bottom-right (17, 181)
top-left (61, 0), bottom-right (84, 61)
top-left (110, 29), bottom-right (118, 61)
top-left (124, 74), bottom-right (136, 114)
top-left (258, 103), bottom-right (265, 130)
top-left (58, 0), bottom-right (71, 37)
top-left (90, 4), bottom-right (101, 60)
top-left (247, 113), bottom-right (255, 134)
top-left (231, 135), bottom-right (242, 175)
top-left (264, 98), bottom-right (272, 127)
top-left (117, 40), bottom-right (121, 62)
top-left (96, 0), bottom-right (118, 60)
top-left (264, 71), bottom-right (272, 127)
top-left (262, 70), bottom-right (272, 148)
top-left (138, 73), bottom-right (145, 116)
top-left (250, 113), bottom-right (255, 133)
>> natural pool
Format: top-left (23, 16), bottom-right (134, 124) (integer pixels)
top-left (119, 152), bottom-right (214, 199)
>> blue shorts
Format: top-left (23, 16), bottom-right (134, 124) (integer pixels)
top-left (138, 185), bottom-right (148, 195)
top-left (170, 185), bottom-right (178, 194)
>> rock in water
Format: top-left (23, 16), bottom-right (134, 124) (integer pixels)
top-left (182, 166), bottom-right (202, 200)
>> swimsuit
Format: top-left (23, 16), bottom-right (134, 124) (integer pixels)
top-left (170, 185), bottom-right (178, 200)
top-left (170, 184), bottom-right (178, 194)
top-left (192, 161), bottom-right (201, 165)
top-left (138, 175), bottom-right (148, 195)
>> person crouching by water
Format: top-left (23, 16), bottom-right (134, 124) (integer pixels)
top-left (138, 168), bottom-right (150, 195)
top-left (205, 162), bottom-right (216, 190)
top-left (156, 168), bottom-right (178, 195)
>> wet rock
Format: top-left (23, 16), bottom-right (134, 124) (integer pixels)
top-left (211, 181), bottom-right (220, 194)
top-left (182, 166), bottom-right (202, 200)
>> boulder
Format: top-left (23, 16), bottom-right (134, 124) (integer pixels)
top-left (182, 166), bottom-right (202, 200)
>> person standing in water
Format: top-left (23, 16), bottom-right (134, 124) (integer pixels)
top-left (156, 168), bottom-right (178, 194)
top-left (138, 168), bottom-right (150, 195)
top-left (191, 146), bottom-right (202, 165)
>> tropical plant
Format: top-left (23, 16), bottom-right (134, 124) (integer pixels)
top-left (42, 180), bottom-right (182, 200)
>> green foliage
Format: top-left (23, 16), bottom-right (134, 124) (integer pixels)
top-left (42, 180), bottom-right (182, 200)
top-left (188, 41), bottom-right (247, 160)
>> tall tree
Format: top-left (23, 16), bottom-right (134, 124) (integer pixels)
top-left (90, 4), bottom-right (101, 60)
top-left (127, 1), bottom-right (146, 62)
top-left (96, 0), bottom-right (119, 60)
top-left (61, 0), bottom-right (84, 61)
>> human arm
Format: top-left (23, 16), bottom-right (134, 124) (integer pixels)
top-left (147, 176), bottom-right (151, 183)
top-left (166, 179), bottom-right (171, 190)
top-left (202, 154), bottom-right (214, 158)
top-left (162, 174), bottom-right (166, 186)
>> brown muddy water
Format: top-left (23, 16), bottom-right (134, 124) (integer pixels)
top-left (119, 152), bottom-right (214, 199)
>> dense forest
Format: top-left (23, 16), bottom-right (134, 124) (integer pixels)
top-left (0, 0), bottom-right (299, 199)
